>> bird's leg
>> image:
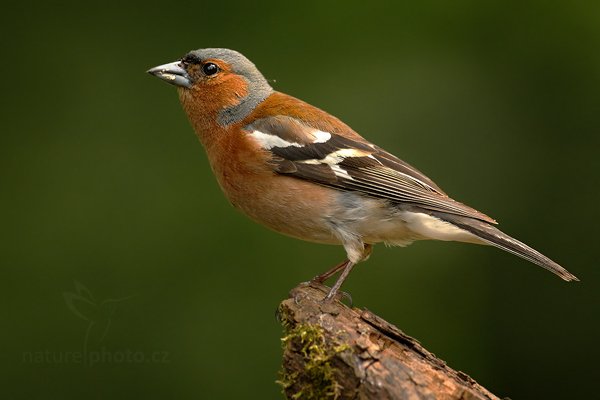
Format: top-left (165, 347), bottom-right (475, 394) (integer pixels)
top-left (311, 259), bottom-right (350, 283)
top-left (310, 260), bottom-right (353, 304)
top-left (312, 244), bottom-right (372, 302)
top-left (323, 261), bottom-right (355, 301)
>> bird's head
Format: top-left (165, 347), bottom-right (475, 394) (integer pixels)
top-left (148, 48), bottom-right (273, 128)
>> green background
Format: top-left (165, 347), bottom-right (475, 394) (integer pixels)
top-left (2, 1), bottom-right (599, 398)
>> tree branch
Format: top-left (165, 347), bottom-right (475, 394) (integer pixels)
top-left (277, 283), bottom-right (502, 400)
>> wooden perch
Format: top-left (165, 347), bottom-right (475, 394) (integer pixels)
top-left (277, 283), bottom-right (502, 400)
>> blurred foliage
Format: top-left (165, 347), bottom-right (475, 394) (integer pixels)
top-left (1, 1), bottom-right (598, 399)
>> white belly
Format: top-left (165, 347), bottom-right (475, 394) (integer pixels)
top-left (329, 192), bottom-right (485, 247)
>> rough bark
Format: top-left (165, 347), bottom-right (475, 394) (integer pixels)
top-left (277, 283), bottom-right (502, 400)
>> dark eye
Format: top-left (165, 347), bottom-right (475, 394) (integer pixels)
top-left (202, 63), bottom-right (219, 76)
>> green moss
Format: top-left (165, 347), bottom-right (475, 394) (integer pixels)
top-left (277, 321), bottom-right (349, 400)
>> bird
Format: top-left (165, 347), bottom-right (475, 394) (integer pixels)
top-left (147, 48), bottom-right (578, 301)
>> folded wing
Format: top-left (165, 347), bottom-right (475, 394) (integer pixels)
top-left (244, 115), bottom-right (496, 224)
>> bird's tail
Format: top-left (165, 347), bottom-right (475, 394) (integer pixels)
top-left (428, 211), bottom-right (579, 281)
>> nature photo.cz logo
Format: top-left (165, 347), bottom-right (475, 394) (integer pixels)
top-left (21, 281), bottom-right (170, 366)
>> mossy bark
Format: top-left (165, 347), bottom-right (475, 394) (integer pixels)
top-left (277, 283), bottom-right (502, 400)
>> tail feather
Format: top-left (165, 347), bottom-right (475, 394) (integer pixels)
top-left (428, 211), bottom-right (579, 282)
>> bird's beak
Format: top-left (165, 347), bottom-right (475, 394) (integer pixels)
top-left (147, 61), bottom-right (192, 88)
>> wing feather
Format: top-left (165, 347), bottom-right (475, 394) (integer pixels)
top-left (245, 116), bottom-right (496, 224)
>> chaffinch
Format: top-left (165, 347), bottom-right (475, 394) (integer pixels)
top-left (148, 48), bottom-right (577, 301)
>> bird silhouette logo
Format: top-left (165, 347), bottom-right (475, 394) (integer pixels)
top-left (63, 281), bottom-right (133, 353)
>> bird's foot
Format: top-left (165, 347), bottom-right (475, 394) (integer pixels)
top-left (325, 287), bottom-right (353, 307)
top-left (305, 280), bottom-right (352, 306)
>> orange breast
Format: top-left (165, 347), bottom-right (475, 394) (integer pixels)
top-left (207, 128), bottom-right (341, 244)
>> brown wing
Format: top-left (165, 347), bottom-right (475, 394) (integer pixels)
top-left (244, 115), bottom-right (496, 224)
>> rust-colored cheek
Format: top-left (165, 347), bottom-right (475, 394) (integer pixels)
top-left (178, 75), bottom-right (249, 142)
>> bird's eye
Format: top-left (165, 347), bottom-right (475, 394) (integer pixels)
top-left (202, 63), bottom-right (219, 76)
